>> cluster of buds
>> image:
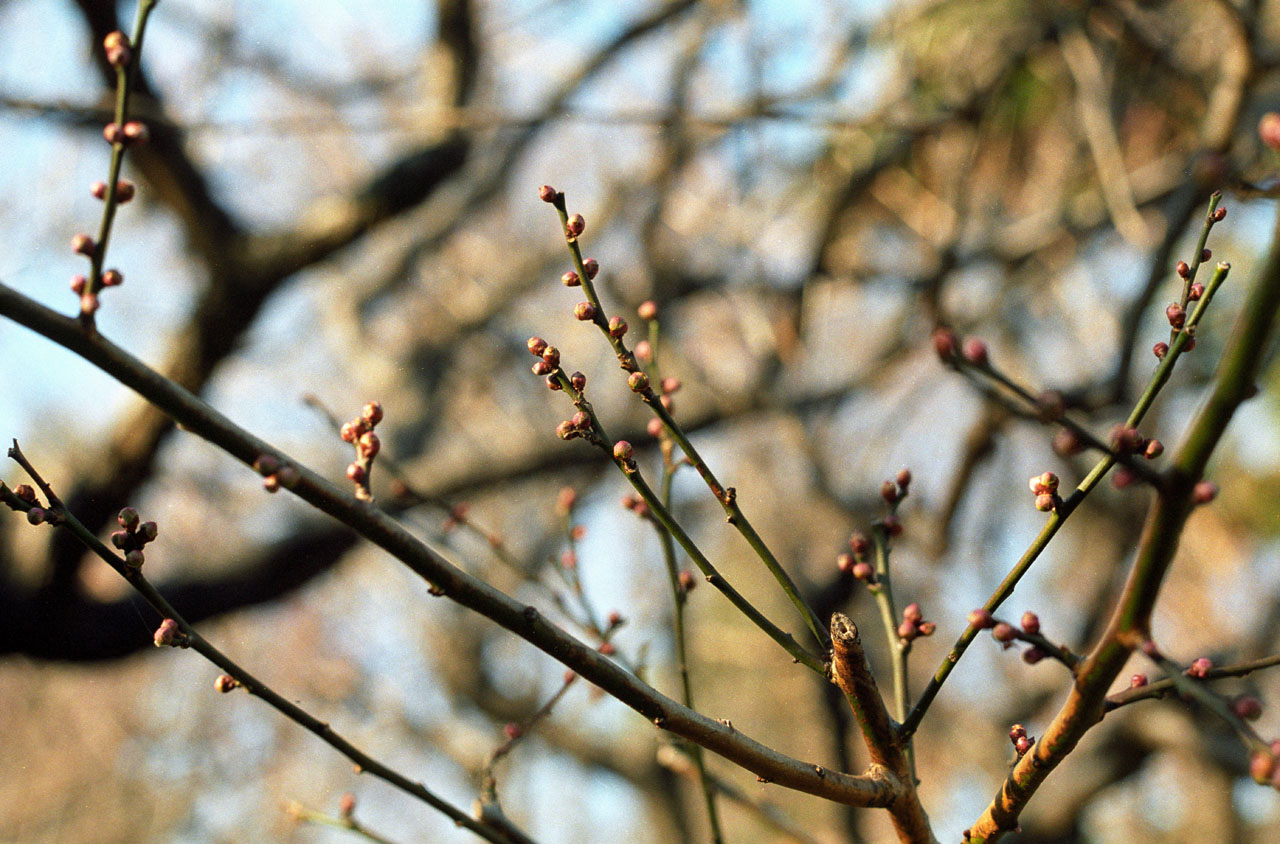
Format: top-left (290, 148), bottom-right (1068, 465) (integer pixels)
top-left (882, 468), bottom-right (911, 507)
top-left (152, 618), bottom-right (188, 648)
top-left (340, 401), bottom-right (383, 501)
top-left (1109, 426), bottom-right (1165, 460)
top-left (556, 410), bottom-right (596, 443)
top-left (1028, 471), bottom-right (1061, 512)
top-left (897, 602), bottom-right (936, 643)
top-left (7, 483), bottom-right (59, 526)
top-left (252, 454), bottom-right (299, 493)
top-left (528, 336), bottom-right (568, 391)
top-left (110, 506), bottom-right (158, 569)
top-left (969, 608), bottom-right (1046, 662)
top-left (839, 531), bottom-right (875, 581)
top-left (933, 328), bottom-right (990, 367)
top-left (1009, 724), bottom-right (1034, 757)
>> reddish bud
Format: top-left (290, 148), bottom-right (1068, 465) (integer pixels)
top-left (26, 507), bottom-right (46, 526)
top-left (104, 31), bottom-right (131, 66)
top-left (122, 121), bottom-right (149, 144)
top-left (638, 300), bottom-right (658, 321)
top-left (70, 274), bottom-right (86, 294)
top-left (358, 431), bottom-right (380, 459)
top-left (153, 618), bottom-right (184, 648)
top-left (254, 454), bottom-right (281, 476)
top-left (503, 722), bottom-right (523, 740)
top-left (561, 270), bottom-right (581, 287)
top-left (1029, 471), bottom-right (1059, 495)
top-left (532, 360), bottom-right (553, 376)
top-left (1152, 341), bottom-right (1169, 359)
top-left (659, 394), bottom-right (673, 413)
top-left (139, 521), bottom-right (158, 542)
top-left (101, 269), bottom-right (123, 287)
top-left (606, 610), bottom-right (623, 629)
top-left (13, 485), bottom-right (37, 504)
top-left (1192, 481), bottom-right (1218, 504)
top-left (214, 674), bottom-right (240, 694)
top-left (582, 258), bottom-right (599, 279)
top-left (660, 377), bottom-right (681, 395)
top-left (1262, 113), bottom-right (1280, 150)
top-left (1201, 248), bottom-right (1212, 262)
top-left (574, 301), bottom-right (596, 321)
top-left (678, 570), bottom-right (696, 592)
top-left (261, 474), bottom-right (281, 493)
top-left (346, 463), bottom-right (366, 483)
top-left (1176, 260), bottom-right (1191, 279)
top-left (111, 530), bottom-right (128, 548)
top-left (932, 327), bottom-right (959, 361)
top-left (1111, 426), bottom-right (1142, 453)
top-left (881, 480), bottom-right (898, 504)
top-left (527, 336), bottom-right (548, 356)
top-left (897, 621), bottom-right (918, 641)
top-left (571, 411), bottom-right (591, 430)
top-left (1144, 439), bottom-right (1164, 459)
top-left (340, 421), bottom-right (359, 443)
top-left (1053, 428), bottom-right (1082, 456)
top-left (566, 214), bottom-right (586, 237)
top-left (115, 180), bottom-right (135, 203)
top-left (569, 371), bottom-right (586, 391)
top-left (1022, 647), bottom-right (1045, 665)
top-left (882, 513), bottom-right (903, 536)
top-left (1186, 657), bottom-right (1213, 678)
top-left (1034, 493), bottom-right (1056, 512)
top-left (363, 401), bottom-right (383, 426)
top-left (836, 553), bottom-right (854, 573)
top-left (1015, 735), bottom-right (1033, 755)
top-left (556, 486), bottom-right (577, 514)
top-left (917, 621), bottom-right (936, 636)
top-left (903, 602), bottom-right (923, 624)
top-left (628, 372), bottom-right (650, 393)
top-left (1009, 724), bottom-right (1027, 741)
top-left (117, 507), bottom-right (140, 530)
top-left (1232, 696), bottom-right (1263, 720)
top-left (541, 346), bottom-right (560, 367)
top-left (1111, 467), bottom-right (1137, 489)
top-left (608, 316), bottom-right (628, 338)
top-left (598, 641), bottom-right (616, 656)
top-left (1212, 207), bottom-right (1227, 222)
top-left (633, 340), bottom-right (652, 363)
top-left (1188, 282), bottom-right (1204, 301)
top-left (560, 550), bottom-right (577, 569)
top-left (646, 418), bottom-right (664, 438)
top-left (103, 122), bottom-right (125, 144)
top-left (555, 420), bottom-right (578, 440)
top-left (1020, 612), bottom-right (1040, 635)
top-left (613, 440), bottom-right (634, 461)
top-left (337, 792), bottom-right (356, 819)
top-left (851, 561), bottom-right (873, 580)
top-left (1166, 302), bottom-right (1185, 329)
top-left (968, 609), bottom-right (995, 629)
top-left (992, 622), bottom-right (1017, 643)
top-left (80, 291), bottom-right (100, 316)
top-left (1130, 674), bottom-right (1148, 688)
top-left (539, 185), bottom-right (557, 203)
top-left (961, 337), bottom-right (988, 366)
top-left (71, 233), bottom-right (95, 256)
top-left (91, 180), bottom-right (108, 199)
top-left (1250, 751), bottom-right (1276, 784)
top-left (546, 375), bottom-right (562, 391)
top-left (896, 468), bottom-right (912, 489)
top-left (849, 532), bottom-right (870, 557)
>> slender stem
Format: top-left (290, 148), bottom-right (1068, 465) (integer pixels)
top-left (289, 804), bottom-right (405, 844)
top-left (2, 448), bottom-right (536, 844)
top-left (548, 194), bottom-right (828, 650)
top-left (656, 463), bottom-right (725, 844)
top-left (899, 260), bottom-right (1232, 741)
top-left (0, 282), bottom-right (887, 805)
top-left (1105, 653), bottom-right (1280, 711)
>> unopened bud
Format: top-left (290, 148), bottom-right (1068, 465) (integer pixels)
top-left (968, 609), bottom-right (995, 629)
top-left (561, 270), bottom-right (581, 287)
top-left (931, 327), bottom-right (959, 361)
top-left (1020, 612), bottom-right (1040, 635)
top-left (613, 440), bottom-right (634, 461)
top-left (118, 507), bottom-right (140, 530)
top-left (574, 301), bottom-right (596, 321)
top-left (569, 371), bottom-right (586, 391)
top-left (1153, 341), bottom-right (1169, 359)
top-left (362, 401), bottom-right (383, 426)
top-left (214, 674), bottom-right (240, 693)
top-left (71, 233), bottom-right (95, 256)
top-left (638, 300), bottom-right (658, 321)
top-left (566, 214), bottom-right (586, 237)
top-left (1192, 481), bottom-right (1218, 504)
top-left (961, 337), bottom-right (989, 366)
top-left (101, 269), bottom-right (123, 287)
top-left (539, 185), bottom-right (558, 203)
top-left (608, 316), bottom-right (628, 338)
top-left (122, 121), bottom-right (149, 144)
top-left (1166, 302), bottom-right (1185, 329)
top-left (527, 336), bottom-right (548, 356)
top-left (628, 372), bottom-right (650, 393)
top-left (582, 258), bottom-right (599, 279)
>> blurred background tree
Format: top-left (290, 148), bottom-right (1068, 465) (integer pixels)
top-left (2, 0), bottom-right (1279, 842)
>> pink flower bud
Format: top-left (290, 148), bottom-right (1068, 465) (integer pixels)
top-left (1029, 471), bottom-right (1059, 495)
top-left (363, 401), bottom-right (383, 426)
top-left (80, 291), bottom-right (100, 316)
top-left (122, 121), bottom-right (149, 144)
top-left (569, 371), bottom-right (586, 391)
top-left (13, 485), bottom-right (37, 504)
top-left (71, 233), bottom-right (95, 256)
top-left (613, 440), bottom-right (634, 461)
top-left (546, 375), bottom-right (562, 391)
top-left (1111, 467), bottom-right (1137, 489)
top-left (571, 411), bottom-right (591, 430)
top-left (1014, 735), bottom-right (1033, 755)
top-left (101, 269), bottom-right (123, 287)
top-left (214, 674), bottom-right (239, 693)
top-left (1188, 282), bottom-right (1204, 301)
top-left (598, 641), bottom-right (616, 656)
top-left (139, 521), bottom-right (158, 542)
top-left (539, 185), bottom-right (558, 203)
top-left (91, 180), bottom-right (108, 199)
top-left (1192, 481), bottom-right (1218, 504)
top-left (1129, 674), bottom-right (1148, 688)
top-left (931, 327), bottom-right (959, 361)
top-left (961, 337), bottom-right (988, 366)
top-left (340, 422), bottom-right (359, 443)
top-left (992, 622), bottom-right (1017, 643)
top-left (26, 507), bottom-right (46, 525)
top-left (262, 474), bottom-right (281, 493)
top-left (532, 360), bottom-right (553, 376)
top-left (849, 532), bottom-right (870, 556)
top-left (541, 346), bottom-right (560, 367)
top-left (574, 301), bottom-right (596, 321)
top-left (358, 432), bottom-right (380, 459)
top-left (556, 421), bottom-right (578, 440)
top-left (118, 507), bottom-right (140, 529)
top-left (852, 561), bottom-right (873, 580)
top-left (1250, 750), bottom-right (1276, 784)
top-left (115, 180), bottom-right (135, 203)
top-left (1186, 657), bottom-right (1213, 678)
top-left (917, 621), bottom-right (936, 636)
top-left (1176, 260), bottom-right (1191, 278)
top-left (1053, 428), bottom-right (1082, 456)
top-left (104, 31), bottom-right (131, 67)
top-left (897, 621), bottom-right (917, 641)
top-left (1232, 696), bottom-right (1263, 720)
top-left (646, 417), bottom-right (664, 438)
top-left (346, 463), bottom-right (366, 483)
top-left (582, 258), bottom-right (599, 279)
top-left (836, 553), bottom-right (854, 573)
top-left (1020, 612), bottom-right (1040, 634)
top-left (903, 602), bottom-right (923, 623)
top-left (111, 530), bottom-right (129, 549)
top-left (1153, 341), bottom-right (1169, 359)
top-left (896, 468), bottom-right (912, 489)
top-left (527, 336), bottom-right (548, 356)
top-left (103, 123), bottom-right (125, 144)
top-left (628, 372), bottom-right (650, 393)
top-left (1022, 647), bottom-right (1045, 664)
top-left (678, 570), bottom-right (697, 592)
top-left (660, 377), bottom-right (681, 395)
top-left (608, 316), bottom-right (628, 338)
top-left (1212, 207), bottom-right (1227, 222)
top-left (968, 608), bottom-right (995, 629)
top-left (638, 300), bottom-right (658, 321)
top-left (566, 213), bottom-right (586, 237)
top-left (881, 480), bottom-right (898, 504)
top-left (561, 270), bottom-right (581, 287)
top-left (1009, 724), bottom-right (1027, 741)
top-left (633, 340), bottom-right (652, 363)
top-left (70, 274), bottom-right (87, 294)
top-left (556, 486), bottom-right (577, 514)
top-left (153, 618), bottom-right (184, 647)
top-left (1144, 439), bottom-right (1164, 459)
top-left (1034, 492), bottom-right (1056, 512)
top-left (1166, 302), bottom-right (1185, 329)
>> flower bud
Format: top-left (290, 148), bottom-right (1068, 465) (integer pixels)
top-left (1029, 471), bottom-right (1058, 494)
top-left (851, 561), bottom-right (873, 580)
top-left (638, 300), bottom-right (658, 321)
top-left (1188, 282), bottom-right (1204, 301)
top-left (1022, 647), bottom-right (1045, 664)
top-left (1201, 248), bottom-right (1211, 262)
top-left (1166, 302), bottom-right (1185, 329)
top-left (1213, 206), bottom-right (1227, 222)
top-left (1034, 492), bottom-right (1056, 512)
top-left (1144, 439), bottom-right (1164, 459)
top-left (896, 468), bottom-right (912, 489)
top-left (903, 602), bottom-right (923, 623)
top-left (968, 609), bottom-right (995, 629)
top-left (836, 553), bottom-right (854, 573)
top-left (1186, 657), bottom-right (1213, 678)
top-left (574, 301), bottom-right (596, 321)
top-left (111, 530), bottom-right (129, 548)
top-left (26, 507), bottom-right (46, 525)
top-left (571, 411), bottom-right (591, 430)
top-left (253, 454), bottom-right (281, 476)
top-left (118, 507), bottom-right (140, 530)
top-left (598, 641), bottom-right (616, 656)
top-left (849, 532), bottom-right (870, 557)
top-left (582, 258), bottom-right (599, 279)
top-left (646, 417), bottom-right (664, 438)
top-left (340, 421), bottom-right (359, 443)
top-left (539, 185), bottom-right (558, 203)
top-left (532, 360), bottom-right (553, 376)
top-left (104, 31), bottom-right (131, 67)
top-left (1232, 695), bottom-right (1263, 720)
top-left (358, 431), bottom-right (380, 459)
top-left (123, 549), bottom-right (145, 568)
top-left (102, 269), bottom-right (123, 287)
top-left (139, 521), bottom-right (158, 542)
top-left (628, 372), bottom-right (650, 393)
top-left (917, 621), bottom-right (936, 636)
top-left (898, 621), bottom-right (918, 641)
top-left (1053, 428), bottom-right (1082, 456)
top-left (103, 122), bottom-right (125, 144)
top-left (1130, 674), bottom-right (1148, 688)
top-left (608, 316), bottom-right (628, 338)
top-left (115, 180), bottom-right (135, 203)
top-left (1192, 481), bottom-right (1218, 504)
top-left (1176, 260), bottom-right (1191, 278)
top-left (992, 622), bottom-right (1017, 643)
top-left (678, 570), bottom-right (696, 592)
top-left (91, 180), bottom-right (108, 199)
top-left (363, 401), bottom-right (383, 426)
top-left (122, 121), bottom-right (149, 144)
top-left (613, 440), bottom-right (634, 461)
top-left (566, 213), bottom-right (586, 237)
top-left (71, 233), bottom-right (95, 256)
top-left (882, 513), bottom-right (903, 536)
top-left (541, 346), bottom-right (560, 367)
top-left (546, 375), bottom-right (561, 390)
top-left (214, 674), bottom-right (240, 694)
top-left (1152, 341), bottom-right (1168, 359)
top-left (881, 480), bottom-right (898, 504)
top-left (346, 463), bottom-right (366, 483)
top-left (70, 274), bottom-right (87, 294)
top-left (931, 327), bottom-right (959, 361)
top-left (555, 421), bottom-right (577, 440)
top-left (527, 336), bottom-right (548, 356)
top-left (1020, 612), bottom-right (1040, 635)
top-left (153, 618), bottom-right (185, 647)
top-left (13, 484), bottom-right (37, 504)
top-left (961, 337), bottom-right (989, 366)
top-left (1250, 750), bottom-right (1276, 784)
top-left (1015, 735), bottom-right (1033, 755)
top-left (569, 371), bottom-right (586, 391)
top-left (561, 270), bottom-right (581, 287)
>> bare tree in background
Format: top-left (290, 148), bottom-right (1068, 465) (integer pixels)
top-left (2, 1), bottom-right (1280, 842)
